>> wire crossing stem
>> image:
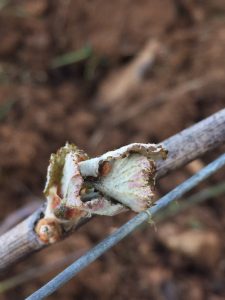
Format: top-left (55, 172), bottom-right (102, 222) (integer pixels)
top-left (26, 152), bottom-right (225, 300)
top-left (1, 109), bottom-right (225, 272)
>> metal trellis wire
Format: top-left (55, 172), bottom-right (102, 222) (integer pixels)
top-left (26, 152), bottom-right (225, 300)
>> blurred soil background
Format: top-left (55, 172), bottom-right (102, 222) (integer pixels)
top-left (0, 0), bottom-right (225, 299)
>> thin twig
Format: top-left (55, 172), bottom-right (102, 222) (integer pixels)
top-left (96, 40), bottom-right (161, 107)
top-left (0, 109), bottom-right (225, 272)
top-left (26, 153), bottom-right (225, 300)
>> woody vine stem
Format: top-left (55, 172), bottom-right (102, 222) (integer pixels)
top-left (0, 108), bottom-right (225, 272)
top-left (27, 152), bottom-right (225, 300)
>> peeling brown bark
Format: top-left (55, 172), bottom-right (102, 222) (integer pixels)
top-left (0, 109), bottom-right (225, 272)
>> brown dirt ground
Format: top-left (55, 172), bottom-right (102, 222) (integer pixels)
top-left (0, 1), bottom-right (225, 299)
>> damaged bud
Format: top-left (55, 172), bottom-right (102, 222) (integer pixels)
top-left (80, 143), bottom-right (167, 212)
top-left (37, 142), bottom-right (167, 242)
top-left (35, 218), bottom-right (62, 244)
top-left (95, 154), bottom-right (156, 211)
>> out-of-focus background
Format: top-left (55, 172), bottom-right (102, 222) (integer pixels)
top-left (0, 1), bottom-right (225, 299)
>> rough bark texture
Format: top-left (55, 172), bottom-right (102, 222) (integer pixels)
top-left (156, 108), bottom-right (225, 177)
top-left (0, 109), bottom-right (224, 272)
top-left (0, 208), bottom-right (44, 271)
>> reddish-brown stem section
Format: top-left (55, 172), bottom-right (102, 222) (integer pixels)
top-left (0, 109), bottom-right (225, 272)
